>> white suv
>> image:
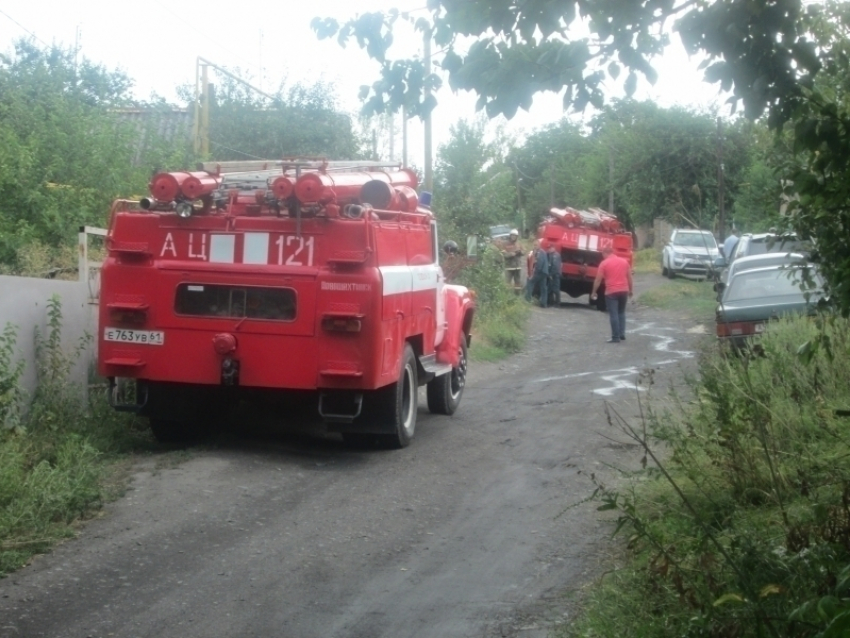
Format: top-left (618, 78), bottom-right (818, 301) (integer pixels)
top-left (662, 229), bottom-right (720, 279)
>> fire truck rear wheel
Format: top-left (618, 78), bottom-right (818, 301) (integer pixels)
top-left (367, 343), bottom-right (418, 449)
top-left (427, 339), bottom-right (468, 415)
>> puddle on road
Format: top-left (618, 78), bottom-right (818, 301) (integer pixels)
top-left (531, 322), bottom-right (697, 396)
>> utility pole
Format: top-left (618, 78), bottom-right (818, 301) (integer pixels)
top-left (193, 57), bottom-right (277, 158)
top-left (717, 117), bottom-right (726, 240)
top-left (515, 168), bottom-right (524, 236)
top-left (608, 144), bottom-right (614, 215)
top-left (423, 28), bottom-right (433, 192)
top-left (388, 111), bottom-right (395, 163)
top-left (402, 106), bottom-right (408, 168)
top-left (550, 160), bottom-right (555, 208)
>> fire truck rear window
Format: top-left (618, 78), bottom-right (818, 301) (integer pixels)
top-left (175, 284), bottom-right (296, 321)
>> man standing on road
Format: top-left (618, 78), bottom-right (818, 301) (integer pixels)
top-left (525, 240), bottom-right (549, 308)
top-left (590, 246), bottom-right (633, 343)
top-left (723, 228), bottom-right (740, 260)
top-left (547, 243), bottom-right (562, 307)
top-left (499, 229), bottom-right (524, 293)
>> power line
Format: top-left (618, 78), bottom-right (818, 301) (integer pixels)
top-left (0, 8), bottom-right (49, 47)
top-left (150, 0), bottom-right (260, 75)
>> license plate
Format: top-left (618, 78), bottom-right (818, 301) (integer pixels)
top-left (104, 328), bottom-right (164, 345)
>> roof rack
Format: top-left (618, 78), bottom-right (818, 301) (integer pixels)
top-left (197, 158), bottom-right (402, 175)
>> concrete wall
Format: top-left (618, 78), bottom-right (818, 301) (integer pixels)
top-left (634, 219), bottom-right (674, 250)
top-left (0, 275), bottom-right (97, 399)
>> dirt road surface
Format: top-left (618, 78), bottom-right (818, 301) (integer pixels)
top-left (0, 274), bottom-right (710, 638)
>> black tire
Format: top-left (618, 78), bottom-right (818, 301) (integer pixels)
top-left (149, 418), bottom-right (199, 444)
top-left (666, 266), bottom-right (675, 279)
top-left (427, 339), bottom-right (468, 415)
top-left (661, 262), bottom-right (669, 277)
top-left (368, 343), bottom-right (418, 449)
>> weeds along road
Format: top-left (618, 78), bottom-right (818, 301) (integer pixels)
top-left (0, 274), bottom-right (709, 638)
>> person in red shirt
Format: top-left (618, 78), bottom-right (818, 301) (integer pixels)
top-left (590, 246), bottom-right (633, 343)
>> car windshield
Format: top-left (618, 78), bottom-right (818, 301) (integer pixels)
top-left (724, 268), bottom-right (821, 303)
top-left (746, 236), bottom-right (808, 257)
top-left (673, 233), bottom-right (717, 249)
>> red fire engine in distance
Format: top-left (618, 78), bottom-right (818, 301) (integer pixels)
top-left (538, 206), bottom-right (633, 311)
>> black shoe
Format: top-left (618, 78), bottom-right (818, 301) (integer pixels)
top-left (620, 335), bottom-right (626, 341)
top-left (606, 338), bottom-right (620, 343)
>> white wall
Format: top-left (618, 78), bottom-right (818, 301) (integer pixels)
top-left (0, 275), bottom-right (97, 399)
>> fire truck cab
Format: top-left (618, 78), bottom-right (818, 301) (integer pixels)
top-left (98, 160), bottom-right (475, 448)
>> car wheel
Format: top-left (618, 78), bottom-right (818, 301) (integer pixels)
top-left (372, 344), bottom-right (418, 448)
top-left (427, 340), bottom-right (468, 415)
top-left (661, 262), bottom-right (668, 277)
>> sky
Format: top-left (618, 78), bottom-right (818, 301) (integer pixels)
top-left (0, 0), bottom-right (728, 168)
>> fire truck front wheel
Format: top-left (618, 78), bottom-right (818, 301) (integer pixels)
top-left (427, 340), bottom-right (468, 415)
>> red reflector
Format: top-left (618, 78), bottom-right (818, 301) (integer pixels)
top-left (108, 308), bottom-right (147, 326)
top-left (104, 357), bottom-right (145, 368)
top-left (716, 321), bottom-right (757, 337)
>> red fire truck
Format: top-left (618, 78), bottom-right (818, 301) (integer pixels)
top-left (538, 206), bottom-right (633, 310)
top-left (98, 159), bottom-right (475, 448)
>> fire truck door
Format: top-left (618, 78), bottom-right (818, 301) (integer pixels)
top-left (434, 267), bottom-right (446, 347)
top-left (430, 220), bottom-right (446, 348)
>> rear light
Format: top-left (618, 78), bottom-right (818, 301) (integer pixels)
top-left (321, 315), bottom-right (363, 333)
top-left (716, 321), bottom-right (759, 338)
top-left (107, 303), bottom-right (148, 326)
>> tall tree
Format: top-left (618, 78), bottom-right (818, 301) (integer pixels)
top-left (0, 41), bottom-right (145, 262)
top-left (433, 119), bottom-right (516, 238)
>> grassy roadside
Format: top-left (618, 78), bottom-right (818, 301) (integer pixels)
top-left (455, 248), bottom-right (530, 362)
top-left (560, 266), bottom-right (850, 636)
top-left (0, 297), bottom-right (153, 576)
top-left (633, 248), bottom-right (718, 320)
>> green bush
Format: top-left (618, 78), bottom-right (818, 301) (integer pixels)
top-left (455, 246), bottom-right (529, 358)
top-left (567, 314), bottom-right (850, 638)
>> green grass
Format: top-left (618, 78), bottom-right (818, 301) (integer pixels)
top-left (455, 248), bottom-right (530, 362)
top-left (561, 313), bottom-right (850, 637)
top-left (0, 297), bottom-right (153, 575)
top-left (638, 277), bottom-right (717, 320)
top-left (633, 247), bottom-right (662, 275)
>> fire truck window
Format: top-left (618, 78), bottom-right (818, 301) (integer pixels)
top-left (175, 284), bottom-right (296, 321)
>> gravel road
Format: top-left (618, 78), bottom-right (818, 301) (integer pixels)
top-left (0, 274), bottom-right (710, 638)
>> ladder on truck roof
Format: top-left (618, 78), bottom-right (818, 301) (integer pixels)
top-left (197, 158), bottom-right (403, 175)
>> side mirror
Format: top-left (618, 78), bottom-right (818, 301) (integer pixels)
top-left (713, 256), bottom-right (726, 269)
